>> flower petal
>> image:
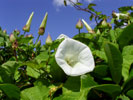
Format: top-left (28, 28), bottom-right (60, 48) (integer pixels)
top-left (55, 38), bottom-right (95, 76)
top-left (56, 34), bottom-right (69, 40)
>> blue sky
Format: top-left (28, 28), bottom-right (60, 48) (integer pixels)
top-left (0, 0), bottom-right (132, 44)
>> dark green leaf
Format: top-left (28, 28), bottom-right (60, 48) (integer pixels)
top-left (64, 76), bottom-right (80, 92)
top-left (122, 77), bottom-right (133, 93)
top-left (126, 90), bottom-right (133, 99)
top-left (118, 23), bottom-right (133, 48)
top-left (91, 84), bottom-right (121, 99)
top-left (119, 6), bottom-right (132, 12)
top-left (92, 65), bottom-right (109, 78)
top-left (50, 57), bottom-right (66, 82)
top-left (89, 14), bottom-right (94, 21)
top-left (64, 0), bottom-right (67, 6)
top-left (0, 84), bottom-right (20, 100)
top-left (104, 43), bottom-right (123, 84)
top-left (80, 75), bottom-right (97, 90)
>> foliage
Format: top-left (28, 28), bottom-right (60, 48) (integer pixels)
top-left (0, 1), bottom-right (133, 100)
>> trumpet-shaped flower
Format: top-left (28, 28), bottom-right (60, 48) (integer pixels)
top-left (55, 38), bottom-right (95, 76)
top-left (56, 34), bottom-right (69, 40)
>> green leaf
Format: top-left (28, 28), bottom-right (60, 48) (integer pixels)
top-left (89, 14), bottom-right (94, 21)
top-left (93, 50), bottom-right (107, 61)
top-left (122, 77), bottom-right (133, 93)
top-left (80, 75), bottom-right (97, 91)
top-left (18, 37), bottom-right (33, 44)
top-left (104, 43), bottom-right (123, 84)
top-left (122, 46), bottom-right (133, 81)
top-left (118, 23), bottom-right (133, 48)
top-left (64, 76), bottom-right (80, 92)
top-left (76, 2), bottom-right (83, 6)
top-left (35, 51), bottom-right (49, 63)
top-left (26, 67), bottom-right (40, 79)
top-left (126, 90), bottom-right (133, 99)
top-left (20, 85), bottom-right (50, 100)
top-left (54, 91), bottom-right (82, 100)
top-left (116, 95), bottom-right (130, 100)
top-left (90, 84), bottom-right (121, 99)
top-left (24, 60), bottom-right (41, 69)
top-left (0, 37), bottom-right (4, 45)
top-left (64, 0), bottom-right (67, 6)
top-left (88, 3), bottom-right (96, 9)
top-left (73, 33), bottom-right (93, 40)
top-left (49, 57), bottom-right (66, 82)
top-left (92, 65), bottom-right (109, 79)
top-left (0, 84), bottom-right (20, 100)
top-left (119, 6), bottom-right (132, 12)
top-left (0, 61), bottom-right (20, 83)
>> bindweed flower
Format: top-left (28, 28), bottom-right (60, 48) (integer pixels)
top-left (56, 34), bottom-right (69, 40)
top-left (23, 12), bottom-right (34, 32)
top-left (38, 12), bottom-right (48, 35)
top-left (55, 38), bottom-right (95, 76)
top-left (76, 19), bottom-right (83, 29)
top-left (82, 19), bottom-right (95, 34)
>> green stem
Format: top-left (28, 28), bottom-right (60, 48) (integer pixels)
top-left (14, 49), bottom-right (18, 61)
top-left (23, 31), bottom-right (26, 35)
top-left (78, 29), bottom-right (80, 34)
top-left (35, 35), bottom-right (40, 45)
top-left (46, 46), bottom-right (51, 66)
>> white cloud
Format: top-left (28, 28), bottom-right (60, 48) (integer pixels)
top-left (53, 0), bottom-right (94, 7)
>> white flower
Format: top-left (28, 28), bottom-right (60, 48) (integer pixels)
top-left (55, 38), bottom-right (95, 76)
top-left (113, 12), bottom-right (129, 20)
top-left (56, 34), bottom-right (69, 40)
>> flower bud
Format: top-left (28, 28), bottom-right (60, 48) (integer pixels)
top-left (112, 11), bottom-right (118, 18)
top-left (23, 12), bottom-right (34, 32)
top-left (82, 19), bottom-right (94, 34)
top-left (38, 12), bottom-right (48, 35)
top-left (101, 19), bottom-right (108, 27)
top-left (119, 13), bottom-right (129, 19)
top-left (10, 33), bottom-right (16, 42)
top-left (26, 34), bottom-right (33, 38)
top-left (3, 30), bottom-right (7, 34)
top-left (1, 30), bottom-right (7, 36)
top-left (96, 29), bottom-right (100, 34)
top-left (29, 39), bottom-right (33, 44)
top-left (35, 40), bottom-right (41, 48)
top-left (76, 19), bottom-right (83, 29)
top-left (14, 29), bottom-right (20, 35)
top-left (12, 40), bottom-right (18, 49)
top-left (46, 34), bottom-right (52, 45)
top-left (131, 6), bottom-right (133, 10)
